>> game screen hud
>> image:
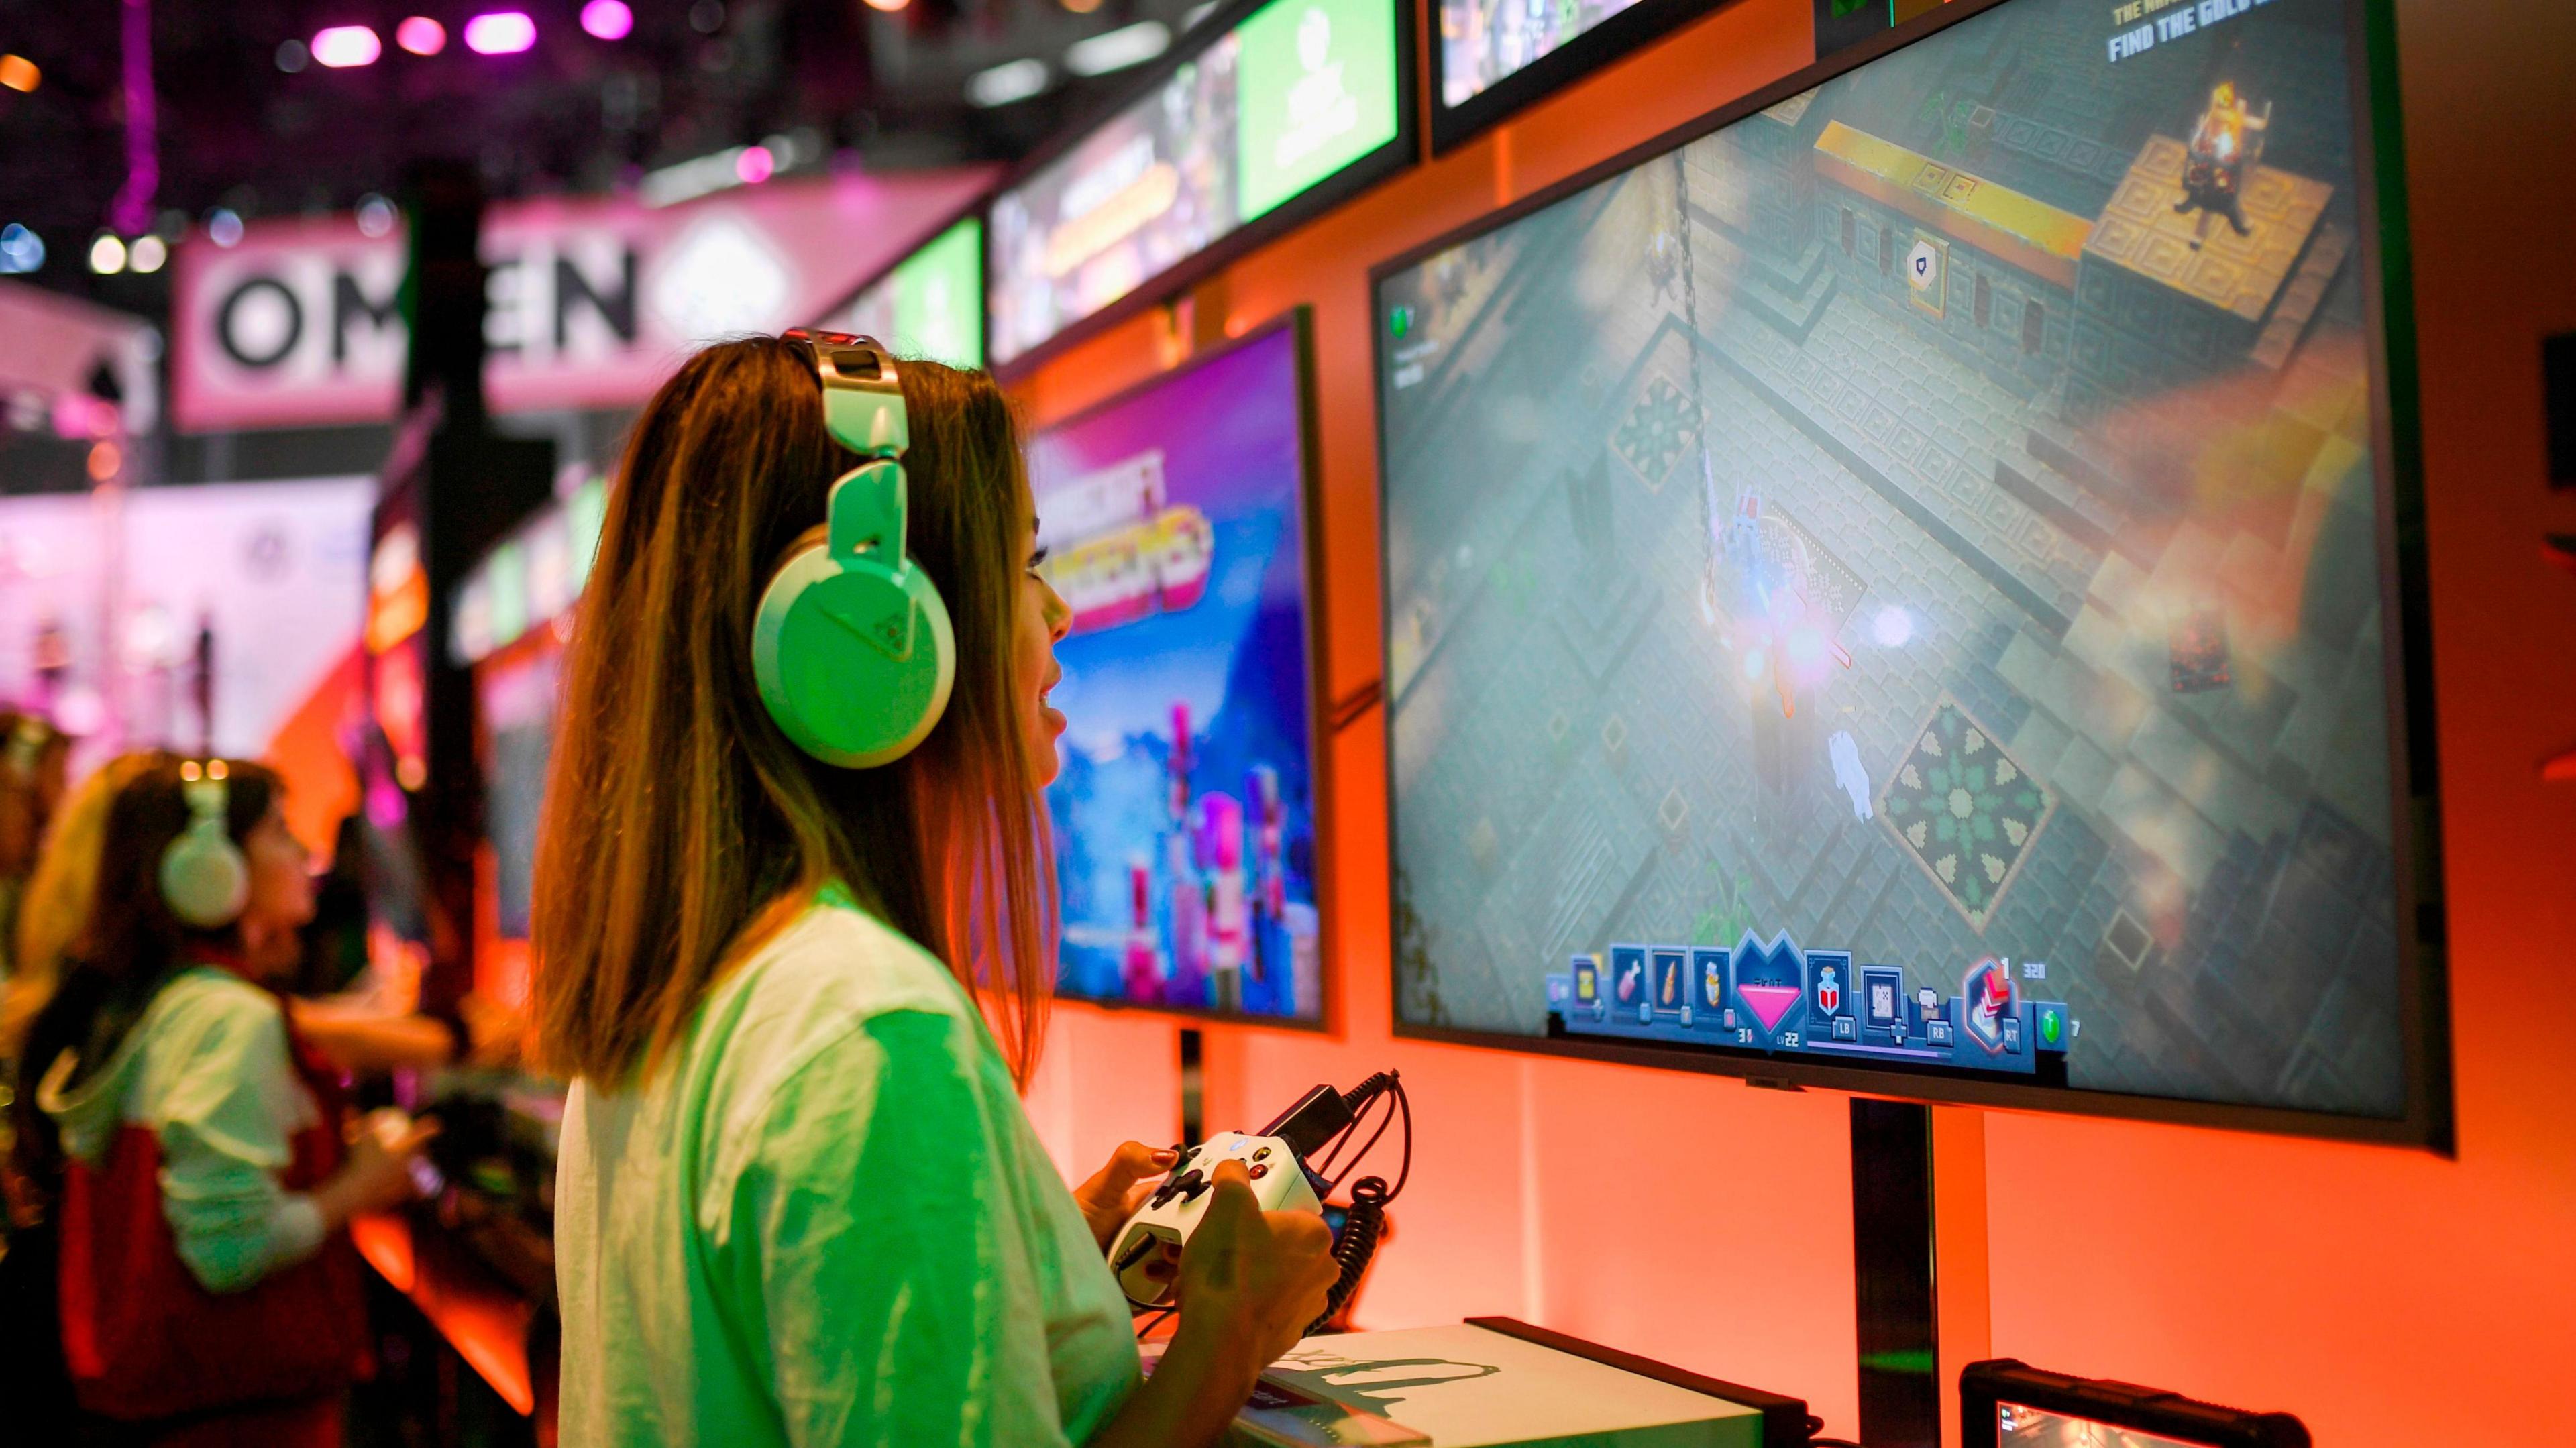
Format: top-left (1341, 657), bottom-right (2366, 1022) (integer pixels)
top-left (2000, 1403), bottom-right (2206, 1448)
top-left (1379, 0), bottom-right (2412, 1117)
top-left (1033, 323), bottom-right (1324, 1021)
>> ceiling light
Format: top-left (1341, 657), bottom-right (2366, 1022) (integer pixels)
top-left (312, 25), bottom-right (383, 68)
top-left (464, 11), bottom-right (538, 55)
top-left (0, 224), bottom-right (43, 275)
top-left (581, 0), bottom-right (635, 40)
top-left (864, 0), bottom-right (911, 11)
top-left (1065, 21), bottom-right (1169, 76)
top-left (276, 38), bottom-right (311, 72)
top-left (207, 208), bottom-right (245, 247)
top-left (0, 54), bottom-right (39, 93)
top-left (689, 0), bottom-right (727, 34)
top-left (357, 194), bottom-right (398, 237)
top-left (396, 17), bottom-right (447, 54)
top-left (128, 235), bottom-right (168, 274)
top-left (1060, 0), bottom-right (1104, 13)
top-left (966, 58), bottom-right (1049, 108)
top-left (89, 233), bottom-right (128, 275)
top-left (733, 145), bottom-right (775, 184)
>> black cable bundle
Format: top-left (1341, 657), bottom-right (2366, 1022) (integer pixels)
top-left (1307, 1072), bottom-right (1410, 1334)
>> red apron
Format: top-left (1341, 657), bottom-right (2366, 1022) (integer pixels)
top-left (55, 973), bottom-right (370, 1428)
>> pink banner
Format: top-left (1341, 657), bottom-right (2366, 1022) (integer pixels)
top-left (170, 168), bottom-right (994, 433)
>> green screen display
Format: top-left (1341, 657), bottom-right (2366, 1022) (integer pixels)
top-left (824, 215), bottom-right (984, 370)
top-left (990, 0), bottom-right (1403, 364)
top-left (1236, 0), bottom-right (1402, 222)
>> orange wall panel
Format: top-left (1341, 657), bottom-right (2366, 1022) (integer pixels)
top-left (1983, 1), bottom-right (2576, 1442)
top-left (1018, 0), bottom-right (2576, 1441)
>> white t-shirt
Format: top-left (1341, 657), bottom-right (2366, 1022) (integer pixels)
top-left (554, 892), bottom-right (1141, 1447)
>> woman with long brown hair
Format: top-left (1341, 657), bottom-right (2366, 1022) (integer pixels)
top-left (15, 758), bottom-right (434, 1445)
top-left (536, 333), bottom-right (1334, 1447)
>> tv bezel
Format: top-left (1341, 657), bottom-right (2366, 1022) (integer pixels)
top-left (1369, 0), bottom-right (2451, 1150)
top-left (808, 201), bottom-right (992, 371)
top-left (1038, 307), bottom-right (1340, 1035)
top-left (1428, 0), bottom-right (1748, 156)
top-left (985, 0), bottom-right (1417, 377)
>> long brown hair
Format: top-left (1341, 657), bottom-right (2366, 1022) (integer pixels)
top-left (530, 337), bottom-right (1055, 1087)
top-left (15, 759), bottom-right (282, 1095)
top-left (2, 749), bottom-right (173, 1060)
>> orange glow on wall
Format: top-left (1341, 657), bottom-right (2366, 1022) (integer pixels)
top-left (1018, 0), bottom-right (2576, 1443)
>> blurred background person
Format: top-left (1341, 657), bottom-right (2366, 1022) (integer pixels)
top-left (13, 758), bottom-right (435, 1446)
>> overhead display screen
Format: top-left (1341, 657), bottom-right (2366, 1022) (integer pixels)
top-left (1440, 0), bottom-right (1646, 104)
top-left (990, 0), bottom-right (1403, 368)
top-left (1377, 0), bottom-right (2443, 1139)
top-left (818, 215), bottom-right (985, 370)
top-left (1032, 317), bottom-right (1326, 1024)
top-left (1431, 0), bottom-right (1748, 152)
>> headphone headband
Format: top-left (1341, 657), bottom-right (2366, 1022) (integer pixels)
top-left (786, 329), bottom-right (908, 460)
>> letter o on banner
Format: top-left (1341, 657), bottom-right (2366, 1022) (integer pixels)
top-left (217, 276), bottom-right (305, 369)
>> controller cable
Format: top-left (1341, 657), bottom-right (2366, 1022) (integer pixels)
top-left (1307, 1072), bottom-right (1410, 1335)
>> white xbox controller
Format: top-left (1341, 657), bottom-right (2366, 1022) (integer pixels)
top-left (1108, 1131), bottom-right (1322, 1308)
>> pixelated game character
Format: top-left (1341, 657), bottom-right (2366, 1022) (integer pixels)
top-left (1827, 730), bottom-right (1874, 820)
top-left (2168, 605), bottom-right (2233, 693)
top-left (2174, 82), bottom-right (2271, 249)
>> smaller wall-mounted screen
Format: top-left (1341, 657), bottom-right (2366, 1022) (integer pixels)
top-left (1432, 0), bottom-right (1745, 153)
top-left (1031, 318), bottom-right (1324, 1023)
top-left (989, 0), bottom-right (1403, 368)
top-left (818, 215), bottom-right (986, 370)
top-left (1440, 0), bottom-right (1649, 106)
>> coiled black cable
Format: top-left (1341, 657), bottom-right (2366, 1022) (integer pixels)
top-left (1307, 1074), bottom-right (1409, 1333)
top-left (1308, 1174), bottom-right (1389, 1335)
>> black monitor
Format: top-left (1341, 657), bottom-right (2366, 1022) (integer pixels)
top-left (1431, 0), bottom-right (1745, 154)
top-left (1032, 312), bottom-right (1331, 1027)
top-left (1372, 0), bottom-right (2449, 1146)
top-left (1962, 1360), bottom-right (2312, 1448)
top-left (987, 0), bottom-right (1413, 372)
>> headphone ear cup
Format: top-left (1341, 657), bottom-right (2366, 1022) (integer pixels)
top-left (753, 546), bottom-right (956, 768)
top-left (160, 827), bottom-right (250, 930)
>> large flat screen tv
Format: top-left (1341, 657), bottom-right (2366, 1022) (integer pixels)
top-left (987, 0), bottom-right (1410, 372)
top-left (1033, 313), bottom-right (1328, 1026)
top-left (1374, 0), bottom-right (2447, 1145)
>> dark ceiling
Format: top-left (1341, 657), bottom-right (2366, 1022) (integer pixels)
top-left (0, 0), bottom-right (1195, 314)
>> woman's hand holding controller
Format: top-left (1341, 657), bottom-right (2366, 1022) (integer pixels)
top-left (1088, 1160), bottom-right (1338, 1447)
top-left (1175, 1160), bottom-right (1338, 1366)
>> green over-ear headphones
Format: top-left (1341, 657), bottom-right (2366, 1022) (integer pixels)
top-left (751, 331), bottom-right (956, 767)
top-left (160, 759), bottom-right (250, 930)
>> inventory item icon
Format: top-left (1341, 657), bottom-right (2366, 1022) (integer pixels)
top-left (1962, 956), bottom-right (2015, 1055)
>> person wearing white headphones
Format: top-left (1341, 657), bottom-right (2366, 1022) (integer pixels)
top-left (534, 335), bottom-right (1336, 1448)
top-left (16, 757), bottom-right (435, 1446)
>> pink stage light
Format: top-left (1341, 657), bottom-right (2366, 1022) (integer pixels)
top-left (311, 25), bottom-right (384, 68)
top-left (734, 145), bottom-right (775, 184)
top-left (395, 17), bottom-right (447, 54)
top-left (580, 0), bottom-right (635, 40)
top-left (462, 11), bottom-right (537, 55)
